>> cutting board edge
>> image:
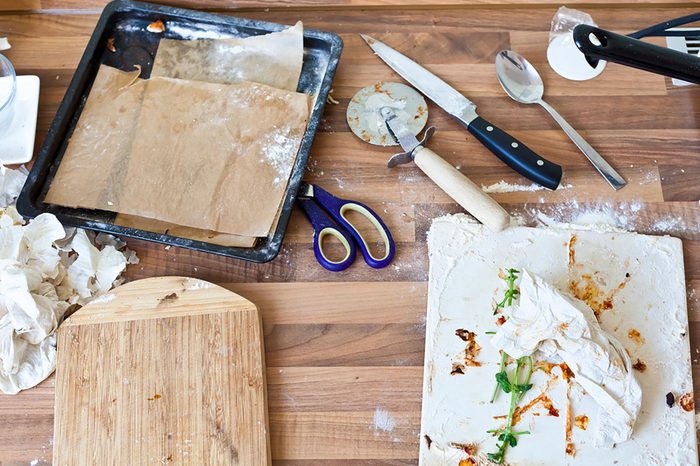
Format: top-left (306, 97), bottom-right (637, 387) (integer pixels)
top-left (61, 276), bottom-right (258, 326)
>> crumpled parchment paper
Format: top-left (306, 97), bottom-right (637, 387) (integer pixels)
top-left (492, 270), bottom-right (642, 447)
top-left (0, 166), bottom-right (138, 394)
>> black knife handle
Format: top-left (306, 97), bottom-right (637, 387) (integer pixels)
top-left (467, 116), bottom-right (562, 190)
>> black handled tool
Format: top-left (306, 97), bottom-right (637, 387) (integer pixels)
top-left (573, 24), bottom-right (700, 84)
top-left (360, 34), bottom-right (563, 190)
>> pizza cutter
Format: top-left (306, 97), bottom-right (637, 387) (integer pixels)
top-left (347, 82), bottom-right (511, 232)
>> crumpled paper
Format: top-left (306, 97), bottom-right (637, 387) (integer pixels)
top-left (0, 166), bottom-right (138, 394)
top-left (492, 270), bottom-right (642, 447)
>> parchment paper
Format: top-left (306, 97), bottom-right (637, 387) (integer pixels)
top-left (151, 21), bottom-right (304, 91)
top-left (46, 20), bottom-right (308, 241)
top-left (45, 66), bottom-right (145, 208)
top-left (114, 214), bottom-right (258, 248)
top-left (114, 76), bottom-right (308, 236)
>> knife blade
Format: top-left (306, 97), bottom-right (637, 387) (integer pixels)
top-left (360, 34), bottom-right (563, 190)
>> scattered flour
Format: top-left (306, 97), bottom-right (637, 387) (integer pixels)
top-left (165, 23), bottom-right (238, 40)
top-left (524, 199), bottom-right (697, 238)
top-left (482, 180), bottom-right (572, 193)
top-left (371, 407), bottom-right (396, 434)
top-left (260, 126), bottom-right (299, 186)
top-left (88, 293), bottom-right (117, 305)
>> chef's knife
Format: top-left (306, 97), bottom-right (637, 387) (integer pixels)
top-left (361, 34), bottom-right (563, 190)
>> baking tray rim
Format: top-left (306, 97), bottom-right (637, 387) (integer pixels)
top-left (16, 0), bottom-right (344, 263)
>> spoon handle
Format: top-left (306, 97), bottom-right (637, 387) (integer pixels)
top-left (537, 99), bottom-right (626, 190)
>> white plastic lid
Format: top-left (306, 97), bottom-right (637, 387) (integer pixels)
top-left (547, 33), bottom-right (606, 81)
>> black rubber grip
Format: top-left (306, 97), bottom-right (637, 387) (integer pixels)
top-left (467, 116), bottom-right (562, 190)
top-left (574, 24), bottom-right (700, 84)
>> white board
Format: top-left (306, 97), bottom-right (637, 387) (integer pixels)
top-left (420, 215), bottom-right (697, 465)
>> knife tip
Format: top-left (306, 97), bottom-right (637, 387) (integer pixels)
top-left (359, 33), bottom-right (377, 46)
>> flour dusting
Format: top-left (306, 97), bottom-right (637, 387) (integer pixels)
top-left (166, 22), bottom-right (239, 40)
top-left (260, 126), bottom-right (299, 186)
top-left (523, 199), bottom-right (698, 238)
top-left (372, 407), bottom-right (396, 433)
top-left (482, 180), bottom-right (572, 193)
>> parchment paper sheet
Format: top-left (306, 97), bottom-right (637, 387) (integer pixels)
top-left (151, 21), bottom-right (304, 91)
top-left (46, 67), bottom-right (309, 238)
top-left (45, 66), bottom-right (145, 209)
top-left (116, 76), bottom-right (309, 236)
top-left (114, 214), bottom-right (257, 248)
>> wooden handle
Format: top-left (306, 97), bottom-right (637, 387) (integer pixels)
top-left (413, 147), bottom-right (511, 232)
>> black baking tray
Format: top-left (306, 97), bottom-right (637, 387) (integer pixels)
top-left (16, 0), bottom-right (342, 263)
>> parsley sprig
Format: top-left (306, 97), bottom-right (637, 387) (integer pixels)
top-left (493, 268), bottom-right (520, 314)
top-left (486, 267), bottom-right (532, 464)
top-left (487, 355), bottom-right (533, 463)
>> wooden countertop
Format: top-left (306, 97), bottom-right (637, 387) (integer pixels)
top-left (1, 1), bottom-right (699, 464)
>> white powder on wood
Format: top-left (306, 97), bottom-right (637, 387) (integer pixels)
top-left (482, 180), bottom-right (573, 193)
top-left (371, 407), bottom-right (396, 433)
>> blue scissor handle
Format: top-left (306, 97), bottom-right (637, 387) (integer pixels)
top-left (310, 185), bottom-right (395, 269)
top-left (297, 196), bottom-right (357, 272)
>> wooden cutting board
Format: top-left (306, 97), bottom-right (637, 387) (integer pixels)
top-left (53, 276), bottom-right (270, 466)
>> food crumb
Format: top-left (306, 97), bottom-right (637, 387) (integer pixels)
top-left (632, 358), bottom-right (647, 372)
top-left (574, 414), bottom-right (589, 430)
top-left (147, 393), bottom-right (162, 401)
top-left (326, 89), bottom-right (340, 105)
top-left (454, 329), bottom-right (481, 367)
top-left (459, 459), bottom-right (477, 466)
top-left (666, 392), bottom-right (675, 408)
top-left (628, 328), bottom-right (645, 345)
top-left (679, 392), bottom-right (694, 412)
top-left (147, 19), bottom-right (166, 33)
top-left (424, 434), bottom-right (432, 449)
top-left (450, 363), bottom-right (465, 375)
top-left (450, 442), bottom-right (477, 456)
top-left (106, 37), bottom-right (116, 52)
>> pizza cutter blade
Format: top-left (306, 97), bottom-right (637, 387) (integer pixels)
top-left (346, 81), bottom-right (512, 233)
top-left (346, 82), bottom-right (428, 147)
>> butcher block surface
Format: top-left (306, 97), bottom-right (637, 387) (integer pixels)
top-left (1, 0), bottom-right (700, 464)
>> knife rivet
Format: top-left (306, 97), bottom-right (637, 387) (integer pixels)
top-left (511, 142), bottom-right (519, 148)
top-left (537, 159), bottom-right (544, 166)
top-left (486, 126), bottom-right (494, 132)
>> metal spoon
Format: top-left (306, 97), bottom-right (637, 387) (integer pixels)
top-left (495, 49), bottom-right (626, 190)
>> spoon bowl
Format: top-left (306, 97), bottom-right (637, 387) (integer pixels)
top-left (495, 50), bottom-right (544, 104)
top-left (494, 49), bottom-right (627, 190)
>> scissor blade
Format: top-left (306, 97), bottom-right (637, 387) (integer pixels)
top-left (360, 34), bottom-right (478, 126)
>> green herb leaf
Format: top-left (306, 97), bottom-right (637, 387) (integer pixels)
top-left (495, 371), bottom-right (512, 393)
top-left (514, 383), bottom-right (533, 393)
top-left (486, 452), bottom-right (502, 462)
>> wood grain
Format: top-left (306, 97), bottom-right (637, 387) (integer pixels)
top-left (53, 277), bottom-right (271, 466)
top-left (1, 3), bottom-right (700, 465)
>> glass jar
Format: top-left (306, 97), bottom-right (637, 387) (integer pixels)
top-left (0, 54), bottom-right (17, 134)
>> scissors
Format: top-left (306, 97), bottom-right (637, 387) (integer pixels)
top-left (296, 183), bottom-right (395, 272)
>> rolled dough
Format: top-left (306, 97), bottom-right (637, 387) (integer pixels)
top-left (420, 214), bottom-right (697, 465)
